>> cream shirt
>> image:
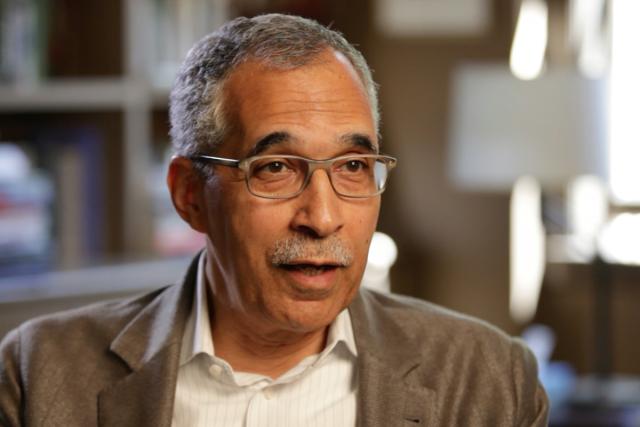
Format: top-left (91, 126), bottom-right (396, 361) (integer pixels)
top-left (171, 253), bottom-right (358, 427)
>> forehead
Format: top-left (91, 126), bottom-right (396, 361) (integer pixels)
top-left (219, 49), bottom-right (378, 157)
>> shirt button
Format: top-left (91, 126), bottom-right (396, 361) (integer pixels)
top-left (263, 388), bottom-right (274, 400)
top-left (209, 364), bottom-right (223, 377)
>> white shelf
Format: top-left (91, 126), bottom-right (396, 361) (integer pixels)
top-left (0, 78), bottom-right (148, 112)
top-left (0, 256), bottom-right (191, 303)
top-left (0, 257), bottom-right (192, 339)
top-left (0, 0), bottom-right (229, 259)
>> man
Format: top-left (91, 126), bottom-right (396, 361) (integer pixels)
top-left (0, 14), bottom-right (548, 426)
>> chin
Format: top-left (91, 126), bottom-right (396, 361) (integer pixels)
top-left (279, 293), bottom-right (353, 332)
top-left (285, 318), bottom-right (334, 334)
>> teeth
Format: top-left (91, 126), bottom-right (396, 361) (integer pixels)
top-left (300, 266), bottom-right (324, 276)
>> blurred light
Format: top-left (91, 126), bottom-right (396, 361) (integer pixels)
top-left (510, 176), bottom-right (545, 323)
top-left (578, 34), bottom-right (607, 79)
top-left (568, 0), bottom-right (588, 46)
top-left (563, 175), bottom-right (609, 262)
top-left (510, 0), bottom-right (548, 80)
top-left (567, 175), bottom-right (608, 239)
top-left (569, 0), bottom-right (607, 78)
top-left (598, 213), bottom-right (640, 265)
top-left (609, 0), bottom-right (640, 205)
top-left (362, 231), bottom-right (398, 294)
top-left (367, 231), bottom-right (398, 269)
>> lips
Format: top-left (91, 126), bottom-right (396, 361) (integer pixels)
top-left (279, 263), bottom-right (340, 276)
top-left (275, 260), bottom-right (345, 293)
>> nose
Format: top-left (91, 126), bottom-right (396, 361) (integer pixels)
top-left (290, 169), bottom-right (344, 238)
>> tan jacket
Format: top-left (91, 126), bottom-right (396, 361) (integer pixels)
top-left (0, 256), bottom-right (548, 426)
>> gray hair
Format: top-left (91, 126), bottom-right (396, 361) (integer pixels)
top-left (169, 13), bottom-right (379, 157)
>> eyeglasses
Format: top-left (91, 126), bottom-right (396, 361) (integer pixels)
top-left (191, 153), bottom-right (397, 199)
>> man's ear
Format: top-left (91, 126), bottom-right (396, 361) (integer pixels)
top-left (167, 156), bottom-right (208, 233)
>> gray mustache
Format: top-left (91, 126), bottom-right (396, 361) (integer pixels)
top-left (270, 235), bottom-right (354, 266)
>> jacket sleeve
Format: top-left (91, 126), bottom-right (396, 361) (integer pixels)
top-left (0, 327), bottom-right (23, 427)
top-left (511, 337), bottom-right (549, 427)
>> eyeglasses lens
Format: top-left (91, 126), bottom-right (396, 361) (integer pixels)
top-left (247, 156), bottom-right (389, 199)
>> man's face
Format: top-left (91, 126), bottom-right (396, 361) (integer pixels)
top-left (200, 49), bottom-right (380, 334)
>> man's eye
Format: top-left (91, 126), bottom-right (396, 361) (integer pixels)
top-left (343, 159), bottom-right (368, 172)
top-left (265, 161), bottom-right (287, 173)
top-left (253, 160), bottom-right (295, 177)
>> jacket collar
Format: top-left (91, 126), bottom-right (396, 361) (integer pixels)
top-left (97, 256), bottom-right (437, 426)
top-left (349, 290), bottom-right (437, 426)
top-left (97, 255), bottom-right (198, 427)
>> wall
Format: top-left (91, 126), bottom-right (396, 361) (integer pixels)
top-left (357, 0), bottom-right (640, 375)
top-left (369, 0), bottom-right (518, 332)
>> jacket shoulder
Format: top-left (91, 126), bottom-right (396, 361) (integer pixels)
top-left (360, 289), bottom-right (515, 347)
top-left (1, 286), bottom-right (172, 379)
top-left (15, 286), bottom-right (169, 347)
top-left (0, 284), bottom-right (183, 425)
top-left (356, 289), bottom-right (548, 425)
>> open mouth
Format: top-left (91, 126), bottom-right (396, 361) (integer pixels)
top-left (279, 263), bottom-right (339, 276)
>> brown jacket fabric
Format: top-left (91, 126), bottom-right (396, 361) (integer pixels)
top-left (0, 256), bottom-right (548, 426)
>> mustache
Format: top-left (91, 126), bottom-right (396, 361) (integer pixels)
top-left (269, 235), bottom-right (354, 267)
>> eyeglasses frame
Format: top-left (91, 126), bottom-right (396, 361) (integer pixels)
top-left (190, 153), bottom-right (397, 199)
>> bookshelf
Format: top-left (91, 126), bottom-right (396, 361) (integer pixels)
top-left (0, 79), bottom-right (135, 111)
top-left (0, 0), bottom-right (226, 274)
top-left (0, 0), bottom-right (342, 278)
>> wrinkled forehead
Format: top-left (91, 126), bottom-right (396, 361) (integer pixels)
top-left (243, 131), bottom-right (379, 159)
top-left (219, 48), bottom-right (373, 109)
top-left (217, 50), bottom-right (378, 158)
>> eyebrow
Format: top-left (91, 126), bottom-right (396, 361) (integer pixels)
top-left (245, 131), bottom-right (378, 158)
top-left (340, 133), bottom-right (378, 154)
top-left (247, 132), bottom-right (292, 157)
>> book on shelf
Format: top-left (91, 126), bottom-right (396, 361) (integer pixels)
top-left (148, 0), bottom-right (228, 88)
top-left (0, 143), bottom-right (53, 277)
top-left (45, 128), bottom-right (105, 269)
top-left (0, 0), bottom-right (50, 84)
top-left (148, 145), bottom-right (205, 256)
top-left (0, 127), bottom-right (112, 277)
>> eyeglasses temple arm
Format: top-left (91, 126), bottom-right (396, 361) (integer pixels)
top-left (191, 155), bottom-right (240, 168)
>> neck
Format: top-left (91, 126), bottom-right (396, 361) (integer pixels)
top-left (210, 300), bottom-right (328, 379)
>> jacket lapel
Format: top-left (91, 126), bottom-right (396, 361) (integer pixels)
top-left (97, 260), bottom-right (436, 426)
top-left (97, 255), bottom-right (198, 427)
top-left (97, 344), bottom-right (180, 427)
top-left (350, 290), bottom-right (437, 427)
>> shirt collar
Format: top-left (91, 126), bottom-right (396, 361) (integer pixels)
top-left (179, 251), bottom-right (358, 366)
top-left (179, 252), bottom-right (213, 365)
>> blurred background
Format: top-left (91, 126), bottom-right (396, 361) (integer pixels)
top-left (1, 0), bottom-right (639, 424)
